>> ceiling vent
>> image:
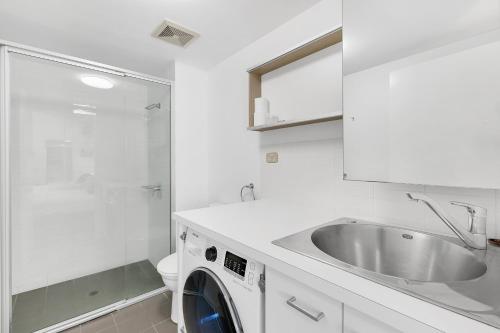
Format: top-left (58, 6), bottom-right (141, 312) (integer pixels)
top-left (152, 20), bottom-right (199, 47)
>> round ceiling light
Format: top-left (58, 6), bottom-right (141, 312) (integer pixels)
top-left (80, 76), bottom-right (114, 89)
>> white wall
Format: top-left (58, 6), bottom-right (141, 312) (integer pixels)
top-left (172, 62), bottom-right (209, 247)
top-left (206, 0), bottom-right (342, 204)
top-left (204, 0), bottom-right (500, 238)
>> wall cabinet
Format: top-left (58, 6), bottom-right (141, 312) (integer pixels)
top-left (266, 269), bottom-right (440, 333)
top-left (247, 28), bottom-right (343, 132)
top-left (343, 0), bottom-right (500, 189)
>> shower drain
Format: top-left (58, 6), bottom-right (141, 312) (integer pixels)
top-left (89, 290), bottom-right (99, 296)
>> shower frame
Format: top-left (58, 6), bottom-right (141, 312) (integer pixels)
top-left (0, 40), bottom-right (174, 333)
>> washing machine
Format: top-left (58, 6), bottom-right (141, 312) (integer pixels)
top-left (179, 228), bottom-right (264, 333)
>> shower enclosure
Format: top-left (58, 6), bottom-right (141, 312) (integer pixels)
top-left (0, 44), bottom-right (172, 333)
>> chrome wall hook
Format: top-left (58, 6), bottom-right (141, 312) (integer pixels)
top-left (240, 183), bottom-right (256, 202)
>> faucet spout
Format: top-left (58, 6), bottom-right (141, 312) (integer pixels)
top-left (406, 192), bottom-right (487, 250)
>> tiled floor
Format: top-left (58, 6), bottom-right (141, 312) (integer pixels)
top-left (62, 293), bottom-right (177, 333)
top-left (12, 260), bottom-right (165, 333)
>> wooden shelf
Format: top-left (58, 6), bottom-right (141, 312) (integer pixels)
top-left (247, 27), bottom-right (343, 129)
top-left (248, 113), bottom-right (342, 132)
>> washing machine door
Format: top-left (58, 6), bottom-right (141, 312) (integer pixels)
top-left (183, 268), bottom-right (243, 333)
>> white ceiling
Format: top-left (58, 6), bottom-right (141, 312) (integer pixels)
top-left (0, 0), bottom-right (320, 77)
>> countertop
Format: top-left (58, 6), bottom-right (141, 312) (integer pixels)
top-left (173, 198), bottom-right (499, 333)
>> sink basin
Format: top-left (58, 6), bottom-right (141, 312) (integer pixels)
top-left (273, 218), bottom-right (500, 327)
top-left (311, 223), bottom-right (487, 282)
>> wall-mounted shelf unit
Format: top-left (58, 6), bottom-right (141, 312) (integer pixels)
top-left (248, 112), bottom-right (342, 132)
top-left (247, 27), bottom-right (343, 130)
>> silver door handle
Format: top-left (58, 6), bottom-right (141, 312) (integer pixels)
top-left (141, 184), bottom-right (161, 191)
top-left (286, 296), bottom-right (325, 322)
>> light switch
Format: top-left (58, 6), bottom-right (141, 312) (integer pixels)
top-left (266, 152), bottom-right (279, 163)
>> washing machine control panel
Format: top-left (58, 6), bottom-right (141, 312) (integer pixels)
top-left (224, 251), bottom-right (247, 279)
top-left (186, 229), bottom-right (262, 287)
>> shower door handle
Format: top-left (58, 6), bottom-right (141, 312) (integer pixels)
top-left (141, 184), bottom-right (161, 191)
top-left (141, 184), bottom-right (162, 198)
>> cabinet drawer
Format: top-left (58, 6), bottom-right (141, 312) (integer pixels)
top-left (344, 306), bottom-right (402, 333)
top-left (344, 305), bottom-right (441, 333)
top-left (266, 268), bottom-right (342, 333)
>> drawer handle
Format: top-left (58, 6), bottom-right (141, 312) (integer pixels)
top-left (286, 296), bottom-right (325, 322)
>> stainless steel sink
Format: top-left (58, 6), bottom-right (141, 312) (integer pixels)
top-left (273, 218), bottom-right (500, 328)
top-left (310, 223), bottom-right (486, 282)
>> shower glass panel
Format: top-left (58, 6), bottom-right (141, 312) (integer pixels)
top-left (8, 52), bottom-right (171, 333)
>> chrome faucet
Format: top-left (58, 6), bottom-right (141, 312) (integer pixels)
top-left (406, 192), bottom-right (487, 250)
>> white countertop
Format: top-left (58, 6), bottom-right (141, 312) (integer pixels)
top-left (173, 198), bottom-right (498, 333)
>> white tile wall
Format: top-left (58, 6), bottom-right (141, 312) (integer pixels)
top-left (260, 122), bottom-right (500, 238)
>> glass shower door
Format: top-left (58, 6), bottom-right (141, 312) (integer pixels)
top-left (8, 52), bottom-right (171, 333)
top-left (120, 76), bottom-right (171, 300)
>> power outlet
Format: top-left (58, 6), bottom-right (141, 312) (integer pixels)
top-left (266, 152), bottom-right (279, 163)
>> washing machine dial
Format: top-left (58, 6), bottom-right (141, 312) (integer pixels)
top-left (205, 246), bottom-right (217, 262)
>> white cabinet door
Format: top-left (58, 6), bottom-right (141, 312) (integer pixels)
top-left (344, 306), bottom-right (402, 333)
top-left (266, 268), bottom-right (342, 333)
top-left (344, 305), bottom-right (441, 333)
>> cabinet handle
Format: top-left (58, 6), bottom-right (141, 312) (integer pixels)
top-left (286, 296), bottom-right (325, 322)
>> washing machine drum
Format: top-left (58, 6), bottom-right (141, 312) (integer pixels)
top-left (183, 268), bottom-right (242, 333)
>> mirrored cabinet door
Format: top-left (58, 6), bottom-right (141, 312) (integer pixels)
top-left (343, 0), bottom-right (500, 189)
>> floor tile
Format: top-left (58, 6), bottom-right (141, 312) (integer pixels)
top-left (142, 293), bottom-right (171, 325)
top-left (113, 302), bottom-right (144, 323)
top-left (12, 315), bottom-right (45, 333)
top-left (95, 325), bottom-right (119, 333)
top-left (12, 286), bottom-right (46, 316)
top-left (81, 314), bottom-right (115, 333)
top-left (154, 320), bottom-right (177, 333)
top-left (115, 313), bottom-right (152, 333)
top-left (125, 261), bottom-right (164, 299)
top-left (12, 287), bottom-right (47, 333)
top-left (44, 280), bottom-right (78, 327)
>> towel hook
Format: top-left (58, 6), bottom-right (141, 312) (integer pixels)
top-left (240, 183), bottom-right (256, 202)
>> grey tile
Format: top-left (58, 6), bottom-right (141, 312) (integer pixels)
top-left (73, 269), bottom-right (125, 315)
top-left (12, 315), bottom-right (45, 333)
top-left (113, 302), bottom-right (144, 323)
top-left (125, 261), bottom-right (164, 299)
top-left (141, 294), bottom-right (171, 325)
top-left (12, 286), bottom-right (47, 316)
top-left (142, 328), bottom-right (156, 333)
top-left (81, 314), bottom-right (115, 333)
top-left (95, 325), bottom-right (119, 333)
top-left (12, 287), bottom-right (47, 333)
top-left (153, 320), bottom-right (177, 333)
top-left (112, 295), bottom-right (162, 333)
top-left (44, 280), bottom-right (77, 326)
top-left (115, 310), bottom-right (152, 333)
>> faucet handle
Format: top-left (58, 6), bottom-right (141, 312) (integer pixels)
top-left (450, 201), bottom-right (487, 233)
top-left (450, 201), bottom-right (487, 216)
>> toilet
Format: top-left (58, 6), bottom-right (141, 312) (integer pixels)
top-left (157, 252), bottom-right (178, 323)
